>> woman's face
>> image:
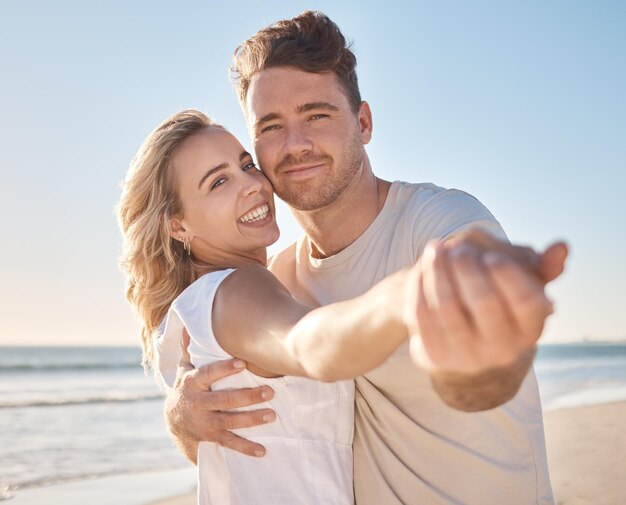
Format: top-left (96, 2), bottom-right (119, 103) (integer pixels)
top-left (170, 127), bottom-right (279, 265)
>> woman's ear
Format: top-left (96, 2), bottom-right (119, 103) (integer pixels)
top-left (169, 215), bottom-right (186, 240)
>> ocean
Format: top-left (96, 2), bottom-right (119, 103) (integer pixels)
top-left (1, 343), bottom-right (626, 499)
top-left (0, 346), bottom-right (187, 499)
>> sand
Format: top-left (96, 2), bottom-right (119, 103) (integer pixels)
top-left (544, 402), bottom-right (626, 505)
top-left (7, 468), bottom-right (196, 505)
top-left (148, 401), bottom-right (626, 505)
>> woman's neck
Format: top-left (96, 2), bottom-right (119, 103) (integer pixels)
top-left (193, 248), bottom-right (268, 274)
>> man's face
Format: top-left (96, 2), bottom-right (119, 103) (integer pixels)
top-left (245, 67), bottom-right (371, 211)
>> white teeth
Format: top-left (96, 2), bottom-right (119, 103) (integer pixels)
top-left (239, 204), bottom-right (270, 224)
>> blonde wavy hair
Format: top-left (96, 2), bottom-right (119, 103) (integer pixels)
top-left (117, 109), bottom-right (224, 368)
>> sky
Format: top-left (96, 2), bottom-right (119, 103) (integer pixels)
top-left (0, 1), bottom-right (624, 347)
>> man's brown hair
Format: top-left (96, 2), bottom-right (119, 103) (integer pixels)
top-left (231, 11), bottom-right (361, 113)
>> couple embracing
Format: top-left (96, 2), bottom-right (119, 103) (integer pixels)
top-left (118, 11), bottom-right (566, 505)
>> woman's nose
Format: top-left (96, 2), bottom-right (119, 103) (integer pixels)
top-left (241, 171), bottom-right (263, 197)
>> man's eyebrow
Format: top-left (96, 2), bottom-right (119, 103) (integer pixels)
top-left (253, 103), bottom-right (339, 130)
top-left (254, 113), bottom-right (280, 130)
top-left (197, 163), bottom-right (227, 190)
top-left (297, 102), bottom-right (340, 114)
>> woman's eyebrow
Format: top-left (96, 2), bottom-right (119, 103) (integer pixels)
top-left (197, 152), bottom-right (252, 189)
top-left (197, 163), bottom-right (227, 189)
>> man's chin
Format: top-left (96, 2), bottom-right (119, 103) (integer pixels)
top-left (278, 191), bottom-right (332, 212)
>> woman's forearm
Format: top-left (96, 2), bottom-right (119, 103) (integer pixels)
top-left (284, 269), bottom-right (410, 381)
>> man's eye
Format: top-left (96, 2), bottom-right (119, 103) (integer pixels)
top-left (210, 177), bottom-right (226, 190)
top-left (260, 124), bottom-right (280, 134)
top-left (309, 114), bottom-right (329, 121)
top-left (242, 162), bottom-right (258, 172)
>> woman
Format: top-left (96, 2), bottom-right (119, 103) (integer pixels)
top-left (117, 110), bottom-right (411, 505)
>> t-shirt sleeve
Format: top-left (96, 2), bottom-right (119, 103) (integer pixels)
top-left (411, 188), bottom-right (508, 259)
top-left (153, 269), bottom-right (235, 388)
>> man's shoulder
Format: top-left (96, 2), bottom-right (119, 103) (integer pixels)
top-left (267, 241), bottom-right (299, 287)
top-left (391, 181), bottom-right (487, 217)
top-left (388, 181), bottom-right (505, 254)
top-left (268, 242), bottom-right (297, 268)
top-left (393, 180), bottom-right (477, 201)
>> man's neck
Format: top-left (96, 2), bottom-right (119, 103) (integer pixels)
top-left (291, 165), bottom-right (391, 259)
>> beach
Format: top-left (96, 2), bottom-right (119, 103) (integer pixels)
top-left (544, 402), bottom-right (626, 505)
top-left (2, 343), bottom-right (626, 504)
top-left (5, 402), bottom-right (625, 505)
top-left (143, 401), bottom-right (626, 505)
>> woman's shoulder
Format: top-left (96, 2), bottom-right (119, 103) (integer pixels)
top-left (217, 264), bottom-right (289, 303)
top-left (173, 268), bottom-right (237, 310)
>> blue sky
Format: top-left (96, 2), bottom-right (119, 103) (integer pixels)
top-left (1, 1), bottom-right (624, 346)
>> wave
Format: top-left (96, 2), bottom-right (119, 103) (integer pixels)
top-left (542, 385), bottom-right (626, 411)
top-left (3, 466), bottom-right (190, 494)
top-left (0, 392), bottom-right (163, 409)
top-left (0, 362), bottom-right (141, 372)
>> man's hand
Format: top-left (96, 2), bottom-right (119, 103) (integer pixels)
top-left (443, 229), bottom-right (567, 285)
top-left (404, 229), bottom-right (568, 410)
top-left (164, 329), bottom-right (276, 462)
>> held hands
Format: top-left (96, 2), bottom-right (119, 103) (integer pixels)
top-left (164, 329), bottom-right (276, 459)
top-left (404, 229), bottom-right (568, 410)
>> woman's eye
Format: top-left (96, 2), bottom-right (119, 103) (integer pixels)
top-left (242, 162), bottom-right (258, 172)
top-left (210, 177), bottom-right (226, 190)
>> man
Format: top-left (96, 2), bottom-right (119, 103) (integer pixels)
top-left (163, 11), bottom-right (566, 504)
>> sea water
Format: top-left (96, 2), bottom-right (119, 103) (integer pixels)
top-left (1, 343), bottom-right (626, 497)
top-left (0, 346), bottom-right (187, 497)
top-left (535, 342), bottom-right (626, 410)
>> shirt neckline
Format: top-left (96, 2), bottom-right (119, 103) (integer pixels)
top-left (301, 182), bottom-right (400, 270)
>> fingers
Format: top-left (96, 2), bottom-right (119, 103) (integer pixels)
top-left (451, 229), bottom-right (569, 286)
top-left (197, 393), bottom-right (276, 458)
top-left (484, 251), bottom-right (553, 343)
top-left (409, 232), bottom-right (561, 381)
top-left (411, 242), bottom-right (475, 371)
top-left (424, 244), bottom-right (473, 340)
top-left (203, 385), bottom-right (274, 411)
top-left (506, 245), bottom-right (540, 277)
top-left (445, 228), bottom-right (543, 280)
top-left (448, 244), bottom-right (511, 343)
top-left (538, 241), bottom-right (569, 283)
top-left (192, 359), bottom-right (249, 390)
top-left (214, 431), bottom-right (268, 458)
top-left (208, 408), bottom-right (276, 431)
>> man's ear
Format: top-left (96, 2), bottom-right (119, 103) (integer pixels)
top-left (357, 101), bottom-right (373, 145)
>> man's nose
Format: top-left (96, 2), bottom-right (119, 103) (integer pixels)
top-left (283, 123), bottom-right (313, 156)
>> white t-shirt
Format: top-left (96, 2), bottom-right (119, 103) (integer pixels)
top-left (270, 181), bottom-right (554, 505)
top-left (156, 269), bottom-right (355, 505)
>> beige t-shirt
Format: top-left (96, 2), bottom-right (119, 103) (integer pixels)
top-left (270, 181), bottom-right (553, 505)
